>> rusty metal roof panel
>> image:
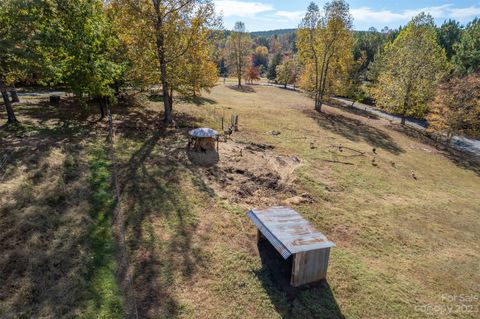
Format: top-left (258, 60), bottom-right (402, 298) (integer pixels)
top-left (247, 206), bottom-right (335, 259)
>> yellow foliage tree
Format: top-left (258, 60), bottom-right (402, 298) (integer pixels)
top-left (372, 13), bottom-right (448, 124)
top-left (297, 1), bottom-right (353, 111)
top-left (108, 0), bottom-right (221, 123)
top-left (225, 21), bottom-right (252, 87)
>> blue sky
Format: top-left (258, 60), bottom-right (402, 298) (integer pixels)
top-left (214, 0), bottom-right (480, 31)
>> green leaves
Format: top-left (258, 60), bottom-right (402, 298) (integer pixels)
top-left (452, 18), bottom-right (480, 75)
top-left (0, 0), bottom-right (121, 97)
top-left (372, 13), bottom-right (448, 120)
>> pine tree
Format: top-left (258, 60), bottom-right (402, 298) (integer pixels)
top-left (452, 18), bottom-right (480, 75)
top-left (267, 53), bottom-right (282, 81)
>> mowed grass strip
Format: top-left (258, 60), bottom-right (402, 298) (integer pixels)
top-left (84, 143), bottom-right (124, 318)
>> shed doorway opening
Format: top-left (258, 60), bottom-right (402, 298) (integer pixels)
top-left (257, 231), bottom-right (292, 287)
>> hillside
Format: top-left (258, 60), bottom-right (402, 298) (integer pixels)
top-left (251, 28), bottom-right (297, 37)
top-left (1, 83), bottom-right (479, 318)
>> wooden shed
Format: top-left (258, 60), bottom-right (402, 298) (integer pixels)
top-left (247, 206), bottom-right (335, 287)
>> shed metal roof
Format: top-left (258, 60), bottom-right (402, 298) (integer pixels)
top-left (247, 206), bottom-right (335, 259)
top-left (189, 128), bottom-right (218, 138)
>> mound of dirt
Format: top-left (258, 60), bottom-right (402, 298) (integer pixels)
top-left (200, 139), bottom-right (302, 206)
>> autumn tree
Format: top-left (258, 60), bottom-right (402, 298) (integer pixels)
top-left (253, 46), bottom-right (269, 69)
top-left (297, 1), bottom-right (353, 111)
top-left (428, 73), bottom-right (480, 141)
top-left (372, 13), bottom-right (448, 124)
top-left (270, 35), bottom-right (282, 54)
top-left (244, 56), bottom-right (260, 84)
top-left (276, 56), bottom-right (299, 88)
top-left (225, 22), bottom-right (252, 87)
top-left (109, 0), bottom-right (220, 124)
top-left (176, 48), bottom-right (218, 97)
top-left (452, 18), bottom-right (480, 75)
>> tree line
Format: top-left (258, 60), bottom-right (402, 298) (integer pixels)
top-left (221, 2), bottom-right (479, 140)
top-left (1, 0), bottom-right (479, 140)
top-left (0, 0), bottom-right (220, 125)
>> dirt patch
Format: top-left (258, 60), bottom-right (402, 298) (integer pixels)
top-left (197, 138), bottom-right (302, 206)
top-left (329, 224), bottom-right (359, 247)
top-left (187, 150), bottom-right (219, 166)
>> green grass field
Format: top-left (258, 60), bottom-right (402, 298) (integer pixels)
top-left (1, 84), bottom-right (479, 318)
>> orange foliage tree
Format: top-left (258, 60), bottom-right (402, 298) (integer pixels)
top-left (244, 56), bottom-right (260, 84)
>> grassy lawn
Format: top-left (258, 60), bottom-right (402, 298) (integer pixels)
top-left (0, 98), bottom-right (123, 318)
top-left (1, 84), bottom-right (479, 318)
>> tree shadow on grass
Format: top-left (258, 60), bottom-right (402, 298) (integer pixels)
top-left (227, 85), bottom-right (256, 93)
top-left (255, 239), bottom-right (345, 319)
top-left (305, 109), bottom-right (404, 155)
top-left (178, 96), bottom-right (218, 106)
top-left (147, 94), bottom-right (218, 106)
top-left (15, 97), bottom-right (104, 125)
top-left (0, 129), bottom-right (96, 318)
top-left (327, 99), bottom-right (380, 120)
top-left (115, 111), bottom-right (206, 318)
top-left (148, 94), bottom-right (164, 102)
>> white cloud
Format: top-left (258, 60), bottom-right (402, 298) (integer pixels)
top-left (351, 4), bottom-right (480, 25)
top-left (274, 11), bottom-right (304, 21)
top-left (449, 6), bottom-right (480, 19)
top-left (214, 0), bottom-right (273, 18)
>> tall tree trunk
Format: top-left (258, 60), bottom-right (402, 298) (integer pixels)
top-left (1, 80), bottom-right (18, 124)
top-left (319, 54), bottom-right (333, 103)
top-left (316, 51), bottom-right (329, 112)
top-left (98, 97), bottom-right (105, 119)
top-left (153, 2), bottom-right (173, 125)
top-left (314, 57), bottom-right (321, 112)
top-left (314, 93), bottom-right (321, 112)
top-left (237, 54), bottom-right (242, 87)
top-left (10, 84), bottom-right (19, 103)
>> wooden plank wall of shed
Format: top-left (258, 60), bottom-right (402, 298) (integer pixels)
top-left (291, 248), bottom-right (331, 287)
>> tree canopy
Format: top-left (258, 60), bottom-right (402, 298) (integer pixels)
top-left (372, 13), bottom-right (448, 124)
top-left (297, 0), bottom-right (353, 111)
top-left (452, 18), bottom-right (480, 75)
top-left (428, 73), bottom-right (480, 140)
top-left (225, 21), bottom-right (252, 87)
